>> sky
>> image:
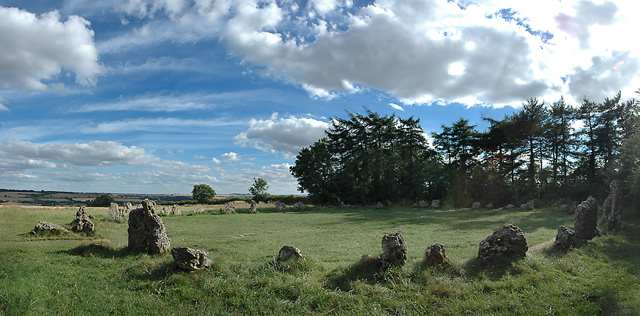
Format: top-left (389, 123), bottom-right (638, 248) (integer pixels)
top-left (0, 0), bottom-right (638, 195)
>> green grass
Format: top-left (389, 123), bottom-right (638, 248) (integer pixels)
top-left (1, 205), bottom-right (638, 315)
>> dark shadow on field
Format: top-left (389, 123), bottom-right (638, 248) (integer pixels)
top-left (63, 243), bottom-right (133, 258)
top-left (324, 255), bottom-right (386, 291)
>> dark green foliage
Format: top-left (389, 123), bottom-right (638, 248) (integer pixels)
top-left (87, 194), bottom-right (115, 207)
top-left (192, 184), bottom-right (216, 204)
top-left (291, 109), bottom-right (434, 205)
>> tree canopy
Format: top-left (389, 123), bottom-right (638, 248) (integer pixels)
top-left (291, 90), bottom-right (640, 213)
top-left (192, 184), bottom-right (216, 204)
top-left (87, 194), bottom-right (115, 207)
top-left (290, 109), bottom-right (436, 205)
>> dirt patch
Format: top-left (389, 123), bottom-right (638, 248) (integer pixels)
top-left (530, 237), bottom-right (556, 251)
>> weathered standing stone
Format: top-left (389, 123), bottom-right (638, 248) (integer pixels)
top-left (249, 200), bottom-right (258, 213)
top-left (424, 243), bottom-right (450, 266)
top-left (554, 225), bottom-right (576, 250)
top-left (376, 202), bottom-right (384, 209)
top-left (292, 201), bottom-right (306, 211)
top-left (385, 200), bottom-right (392, 207)
top-left (504, 204), bottom-right (514, 210)
top-left (574, 196), bottom-right (599, 240)
top-left (128, 199), bottom-right (170, 254)
top-left (525, 200), bottom-right (535, 210)
top-left (193, 208), bottom-right (205, 214)
top-left (477, 224), bottom-right (528, 264)
top-left (277, 245), bottom-right (304, 261)
top-left (73, 206), bottom-right (94, 233)
top-left (472, 201), bottom-right (481, 209)
top-left (159, 207), bottom-right (169, 216)
top-left (380, 232), bottom-right (407, 269)
top-left (485, 202), bottom-right (494, 209)
top-left (418, 200), bottom-right (429, 208)
top-left (602, 180), bottom-right (622, 232)
top-left (170, 205), bottom-right (181, 215)
top-left (171, 247), bottom-right (212, 271)
top-left (31, 221), bottom-right (69, 235)
top-left (225, 202), bottom-right (236, 213)
top-left (431, 200), bottom-right (440, 208)
top-left (275, 202), bottom-right (287, 212)
top-left (108, 202), bottom-right (122, 221)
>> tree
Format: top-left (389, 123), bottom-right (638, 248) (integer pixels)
top-left (249, 177), bottom-right (269, 196)
top-left (192, 184), bottom-right (216, 203)
top-left (87, 194), bottom-right (115, 207)
top-left (291, 109), bottom-right (433, 205)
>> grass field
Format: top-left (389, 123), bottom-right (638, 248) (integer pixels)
top-left (1, 205), bottom-right (639, 315)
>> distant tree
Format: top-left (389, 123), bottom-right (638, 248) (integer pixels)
top-left (249, 177), bottom-right (269, 196)
top-left (88, 194), bottom-right (115, 207)
top-left (192, 184), bottom-right (216, 204)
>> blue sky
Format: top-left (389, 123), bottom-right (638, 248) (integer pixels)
top-left (0, 0), bottom-right (638, 195)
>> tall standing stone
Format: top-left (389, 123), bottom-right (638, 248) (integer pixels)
top-left (574, 196), bottom-right (599, 240)
top-left (602, 180), bottom-right (622, 232)
top-left (249, 200), bottom-right (258, 213)
top-left (380, 232), bottom-right (407, 269)
top-left (275, 202), bottom-right (287, 212)
top-left (108, 202), bottom-right (122, 221)
top-left (73, 206), bottom-right (94, 233)
top-left (128, 199), bottom-right (170, 254)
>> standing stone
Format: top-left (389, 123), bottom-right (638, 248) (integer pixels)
top-left (159, 207), bottom-right (169, 216)
top-left (431, 200), bottom-right (440, 208)
top-left (277, 245), bottom-right (304, 261)
top-left (275, 202), bottom-right (287, 212)
top-left (292, 201), bottom-right (306, 211)
top-left (485, 202), bottom-right (494, 209)
top-left (602, 180), bottom-right (622, 232)
top-left (31, 221), bottom-right (69, 235)
top-left (424, 243), bottom-right (450, 266)
top-left (376, 202), bottom-right (384, 209)
top-left (225, 202), bottom-right (236, 213)
top-left (525, 200), bottom-right (535, 210)
top-left (477, 224), bottom-right (528, 264)
top-left (73, 206), bottom-right (94, 233)
top-left (504, 204), bottom-right (514, 210)
top-left (554, 225), bottom-right (576, 250)
top-left (108, 202), bottom-right (122, 221)
top-left (123, 202), bottom-right (133, 215)
top-left (193, 208), bottom-right (205, 214)
top-left (574, 196), bottom-right (599, 240)
top-left (128, 199), bottom-right (170, 254)
top-left (380, 232), bottom-right (407, 269)
top-left (169, 205), bottom-right (181, 215)
top-left (385, 200), bottom-right (392, 207)
top-left (249, 200), bottom-right (258, 213)
top-left (171, 247), bottom-right (212, 271)
top-left (418, 200), bottom-right (429, 208)
top-left (472, 202), bottom-right (481, 209)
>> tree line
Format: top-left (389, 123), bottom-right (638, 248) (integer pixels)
top-left (290, 91), bottom-right (640, 213)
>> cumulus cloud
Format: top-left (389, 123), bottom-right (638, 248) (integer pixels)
top-left (220, 152), bottom-right (241, 162)
top-left (389, 103), bottom-right (405, 111)
top-left (81, 0), bottom-right (640, 106)
top-left (234, 113), bottom-right (329, 156)
top-left (0, 140), bottom-right (154, 167)
top-left (0, 7), bottom-right (103, 90)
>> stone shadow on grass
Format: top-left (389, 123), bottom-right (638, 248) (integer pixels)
top-left (325, 255), bottom-right (391, 291)
top-left (63, 243), bottom-right (133, 258)
top-left (462, 256), bottom-right (524, 280)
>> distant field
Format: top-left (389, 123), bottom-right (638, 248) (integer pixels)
top-left (0, 189), bottom-right (252, 206)
top-left (1, 205), bottom-right (638, 315)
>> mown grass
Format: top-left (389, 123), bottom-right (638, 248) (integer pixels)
top-left (1, 205), bottom-right (638, 315)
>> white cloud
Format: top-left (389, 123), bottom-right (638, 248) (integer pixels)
top-left (389, 103), bottom-right (404, 111)
top-left (79, 0), bottom-right (640, 107)
top-left (211, 157), bottom-right (221, 164)
top-left (234, 113), bottom-right (329, 156)
top-left (220, 152), bottom-right (241, 162)
top-left (0, 7), bottom-right (103, 90)
top-left (0, 140), bottom-right (154, 167)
